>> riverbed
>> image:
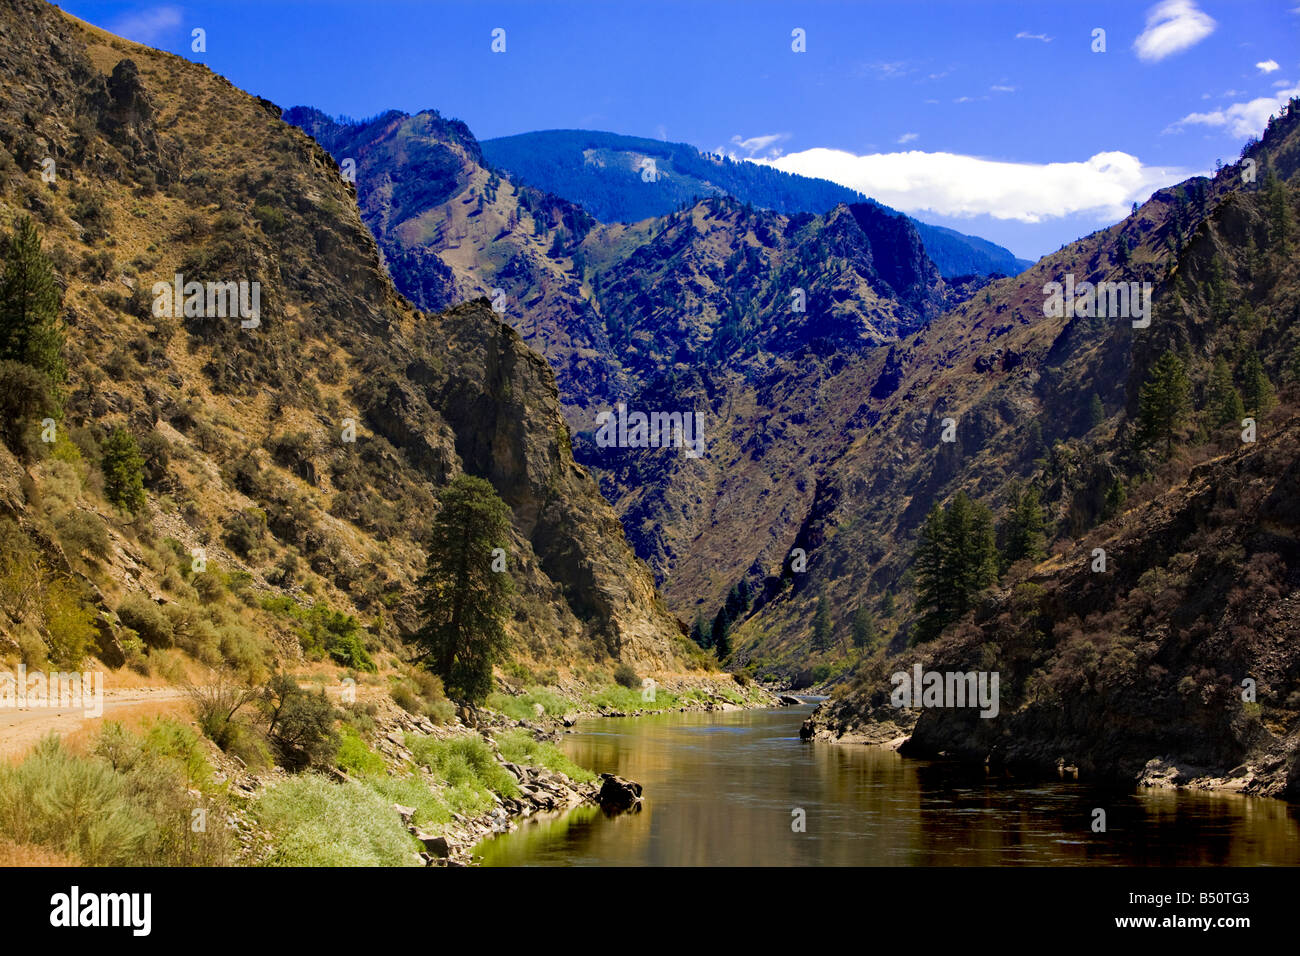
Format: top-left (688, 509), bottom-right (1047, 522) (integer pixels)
top-left (476, 702), bottom-right (1300, 866)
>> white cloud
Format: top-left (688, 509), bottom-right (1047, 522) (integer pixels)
top-left (1134, 0), bottom-right (1216, 62)
top-left (108, 5), bottom-right (183, 45)
top-left (755, 148), bottom-right (1190, 224)
top-left (1256, 59), bottom-right (1281, 73)
top-left (897, 132), bottom-right (919, 144)
top-left (991, 85), bottom-right (1017, 93)
top-left (1173, 85), bottom-right (1300, 138)
top-left (1015, 31), bottom-right (1052, 42)
top-left (1275, 79), bottom-right (1294, 88)
top-left (728, 133), bottom-right (789, 159)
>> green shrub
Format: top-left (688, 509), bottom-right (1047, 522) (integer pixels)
top-left (613, 662), bottom-right (640, 689)
top-left (485, 685), bottom-right (568, 721)
top-left (495, 729), bottom-right (595, 783)
top-left (0, 360), bottom-right (53, 459)
top-left (0, 736), bottom-right (149, 865)
top-left (54, 509), bottom-right (111, 561)
top-left (261, 672), bottom-right (339, 770)
top-left (406, 733), bottom-right (519, 816)
top-left (362, 774), bottom-right (452, 830)
top-left (117, 593), bottom-right (173, 649)
top-left (335, 726), bottom-right (385, 777)
top-left (253, 775), bottom-right (420, 866)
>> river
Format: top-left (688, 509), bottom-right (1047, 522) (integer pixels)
top-left (476, 701), bottom-right (1300, 866)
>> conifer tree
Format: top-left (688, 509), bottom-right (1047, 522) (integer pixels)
top-left (1206, 355), bottom-right (1244, 427)
top-left (913, 492), bottom-right (998, 643)
top-left (812, 594), bottom-right (832, 650)
top-left (850, 605), bottom-right (876, 649)
top-left (1001, 483), bottom-right (1046, 568)
top-left (101, 427), bottom-right (146, 513)
top-left (1239, 350), bottom-right (1274, 416)
top-left (1136, 351), bottom-right (1191, 457)
top-left (415, 475), bottom-right (514, 704)
top-left (711, 608), bottom-right (731, 660)
top-left (0, 216), bottom-right (65, 382)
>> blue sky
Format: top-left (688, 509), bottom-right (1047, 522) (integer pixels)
top-left (59, 0), bottom-right (1300, 259)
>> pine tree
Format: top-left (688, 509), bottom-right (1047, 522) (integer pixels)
top-left (689, 613), bottom-right (712, 649)
top-left (912, 504), bottom-right (952, 644)
top-left (1001, 483), bottom-right (1046, 567)
top-left (1206, 355), bottom-right (1244, 427)
top-left (1136, 351), bottom-right (1191, 457)
top-left (812, 594), bottom-right (832, 650)
top-left (725, 583), bottom-right (743, 619)
top-left (1266, 171), bottom-right (1292, 253)
top-left (1114, 234), bottom-right (1130, 267)
top-left (711, 608), bottom-right (731, 660)
top-left (1240, 350), bottom-right (1274, 416)
top-left (101, 427), bottom-right (146, 513)
top-left (415, 475), bottom-right (514, 704)
top-left (913, 492), bottom-right (997, 643)
top-left (1103, 477), bottom-right (1127, 519)
top-left (0, 216), bottom-right (65, 382)
top-left (1087, 393), bottom-right (1104, 430)
top-left (850, 606), bottom-right (876, 649)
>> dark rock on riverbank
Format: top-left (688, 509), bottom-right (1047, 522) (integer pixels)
top-left (597, 773), bottom-right (644, 814)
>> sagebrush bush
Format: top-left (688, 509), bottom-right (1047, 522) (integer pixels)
top-left (116, 593), bottom-right (173, 648)
top-left (54, 509), bottom-right (110, 560)
top-left (254, 775), bottom-right (421, 866)
top-left (0, 729), bottom-right (230, 867)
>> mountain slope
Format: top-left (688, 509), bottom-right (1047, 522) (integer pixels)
top-left (284, 107), bottom-right (979, 623)
top-left (0, 0), bottom-right (692, 686)
top-left (789, 103), bottom-right (1300, 792)
top-left (480, 128), bottom-right (1033, 278)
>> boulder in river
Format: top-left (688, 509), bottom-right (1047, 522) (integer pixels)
top-left (597, 773), bottom-right (643, 814)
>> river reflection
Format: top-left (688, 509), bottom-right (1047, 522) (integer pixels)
top-left (475, 704), bottom-right (1300, 866)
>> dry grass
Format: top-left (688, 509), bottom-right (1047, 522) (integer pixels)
top-left (0, 837), bottom-right (78, 866)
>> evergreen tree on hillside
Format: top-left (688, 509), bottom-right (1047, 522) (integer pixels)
top-left (1240, 350), bottom-right (1275, 416)
top-left (1000, 483), bottom-right (1046, 568)
top-left (812, 594), bottom-right (832, 650)
top-left (1206, 355), bottom-right (1245, 427)
top-left (1088, 393), bottom-right (1105, 430)
top-left (689, 612), bottom-right (712, 649)
top-left (101, 427), bottom-right (146, 513)
top-left (1136, 351), bottom-right (1191, 457)
top-left (912, 492), bottom-right (998, 644)
top-left (850, 606), bottom-right (876, 649)
top-left (415, 475), bottom-right (514, 704)
top-left (1266, 171), bottom-right (1292, 253)
top-left (711, 608), bottom-right (731, 660)
top-left (0, 216), bottom-right (65, 382)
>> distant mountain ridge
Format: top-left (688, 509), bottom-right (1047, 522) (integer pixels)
top-left (480, 129), bottom-right (1034, 279)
